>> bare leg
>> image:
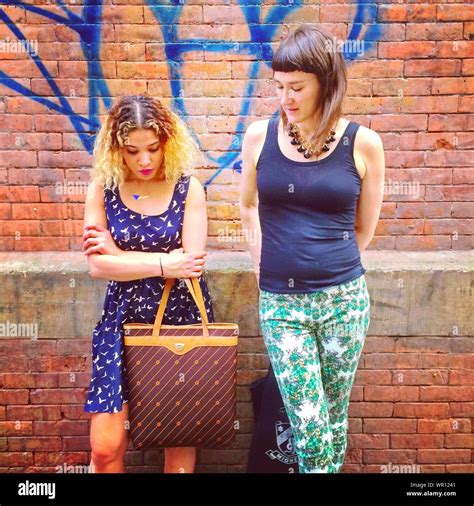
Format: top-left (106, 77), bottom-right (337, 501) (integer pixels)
top-left (164, 447), bottom-right (196, 473)
top-left (89, 403), bottom-right (130, 473)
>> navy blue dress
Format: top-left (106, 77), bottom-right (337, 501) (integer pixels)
top-left (84, 175), bottom-right (215, 414)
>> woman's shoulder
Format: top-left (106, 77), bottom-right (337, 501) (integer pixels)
top-left (181, 174), bottom-right (206, 208)
top-left (245, 118), bottom-right (271, 139)
top-left (353, 122), bottom-right (384, 153)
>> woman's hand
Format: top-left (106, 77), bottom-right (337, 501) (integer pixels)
top-left (82, 224), bottom-right (121, 256)
top-left (163, 247), bottom-right (207, 278)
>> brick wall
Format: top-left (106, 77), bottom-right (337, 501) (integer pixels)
top-left (1, 334), bottom-right (473, 472)
top-left (0, 1), bottom-right (473, 251)
top-left (0, 251), bottom-right (472, 472)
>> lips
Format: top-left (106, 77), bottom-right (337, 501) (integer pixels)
top-left (139, 168), bottom-right (153, 175)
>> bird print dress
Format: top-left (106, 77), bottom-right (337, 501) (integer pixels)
top-left (84, 174), bottom-right (215, 414)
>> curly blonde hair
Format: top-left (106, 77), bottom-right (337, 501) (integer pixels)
top-left (91, 94), bottom-right (199, 189)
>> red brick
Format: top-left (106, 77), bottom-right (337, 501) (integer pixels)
top-left (364, 354), bottom-right (420, 369)
top-left (365, 386), bottom-right (419, 402)
top-left (58, 372), bottom-right (90, 388)
top-left (0, 421), bottom-right (33, 436)
top-left (393, 403), bottom-right (449, 418)
top-left (348, 434), bottom-right (389, 449)
top-left (377, 220), bottom-right (424, 236)
top-left (12, 203), bottom-right (68, 220)
top-left (0, 390), bottom-right (29, 405)
top-left (0, 186), bottom-right (40, 202)
top-left (0, 374), bottom-right (35, 389)
top-left (405, 59), bottom-right (461, 77)
top-left (437, 41), bottom-right (474, 58)
top-left (30, 389), bottom-right (85, 405)
top-left (391, 434), bottom-right (444, 449)
top-left (444, 434), bottom-right (474, 449)
top-left (406, 23), bottom-right (463, 41)
top-left (349, 61), bottom-right (404, 79)
top-left (463, 59), bottom-right (474, 76)
top-left (449, 403), bottom-right (474, 418)
top-left (363, 449), bottom-right (417, 464)
top-left (60, 405), bottom-right (91, 421)
top-left (446, 464), bottom-right (474, 473)
top-left (449, 370), bottom-right (474, 385)
top-left (372, 78), bottom-right (431, 97)
top-left (62, 436), bottom-right (91, 452)
top-left (418, 419), bottom-right (471, 433)
top-left (34, 452), bottom-right (89, 466)
top-left (426, 186), bottom-right (473, 202)
top-left (418, 449), bottom-right (471, 464)
top-left (378, 5), bottom-right (407, 22)
top-left (419, 386), bottom-right (474, 402)
top-left (379, 42), bottom-right (436, 59)
top-left (419, 464), bottom-right (446, 473)
top-left (407, 4), bottom-right (436, 22)
top-left (7, 405), bottom-right (62, 421)
top-left (361, 337), bottom-right (395, 353)
top-left (0, 355), bottom-right (28, 372)
top-left (8, 437), bottom-right (62, 452)
top-left (447, 354), bottom-right (474, 369)
top-left (392, 369), bottom-right (449, 385)
top-left (1, 220), bottom-right (41, 237)
top-left (0, 115), bottom-right (33, 133)
top-left (348, 403), bottom-right (393, 418)
top-left (29, 356), bottom-right (88, 373)
top-left (372, 115), bottom-right (427, 132)
top-left (364, 419), bottom-right (417, 434)
top-left (437, 4), bottom-right (474, 21)
top-left (344, 448), bottom-right (362, 464)
top-left (429, 114), bottom-right (474, 131)
top-left (0, 452), bottom-right (34, 467)
top-left (33, 421), bottom-right (89, 436)
top-left (452, 202), bottom-right (474, 218)
top-left (354, 370), bottom-right (391, 385)
top-left (59, 61), bottom-right (115, 79)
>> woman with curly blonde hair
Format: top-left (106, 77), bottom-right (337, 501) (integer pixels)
top-left (82, 94), bottom-right (214, 473)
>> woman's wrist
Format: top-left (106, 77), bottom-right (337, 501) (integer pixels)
top-left (158, 253), bottom-right (168, 278)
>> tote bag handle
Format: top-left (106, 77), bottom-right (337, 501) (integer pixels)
top-left (152, 277), bottom-right (210, 338)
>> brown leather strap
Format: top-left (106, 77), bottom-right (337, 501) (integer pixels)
top-left (152, 277), bottom-right (209, 337)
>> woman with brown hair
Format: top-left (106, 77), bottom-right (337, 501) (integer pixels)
top-left (82, 94), bottom-right (214, 473)
top-left (240, 25), bottom-right (385, 473)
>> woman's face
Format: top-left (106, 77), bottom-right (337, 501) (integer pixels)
top-left (273, 70), bottom-right (321, 125)
top-left (121, 128), bottom-right (164, 181)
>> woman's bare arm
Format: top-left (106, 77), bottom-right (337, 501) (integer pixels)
top-left (239, 120), bottom-right (266, 282)
top-left (83, 181), bottom-right (166, 281)
top-left (354, 127), bottom-right (386, 253)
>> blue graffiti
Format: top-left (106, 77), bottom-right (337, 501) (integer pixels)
top-left (0, 0), bottom-right (381, 186)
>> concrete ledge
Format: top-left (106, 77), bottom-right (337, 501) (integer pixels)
top-left (0, 251), bottom-right (473, 339)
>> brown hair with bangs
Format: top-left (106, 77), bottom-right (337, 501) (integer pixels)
top-left (272, 24), bottom-right (348, 151)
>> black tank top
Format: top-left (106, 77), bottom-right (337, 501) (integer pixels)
top-left (256, 115), bottom-right (366, 293)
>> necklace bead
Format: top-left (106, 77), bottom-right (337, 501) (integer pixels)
top-left (287, 122), bottom-right (337, 159)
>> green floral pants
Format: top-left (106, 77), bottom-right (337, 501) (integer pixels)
top-left (259, 275), bottom-right (370, 473)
